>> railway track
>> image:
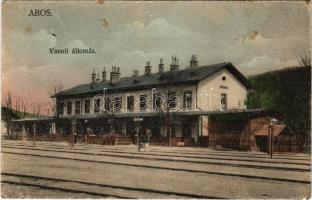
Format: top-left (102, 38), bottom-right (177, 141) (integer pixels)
top-left (3, 141), bottom-right (310, 161)
top-left (2, 151), bottom-right (310, 184)
top-left (2, 145), bottom-right (310, 172)
top-left (2, 143), bottom-right (310, 166)
top-left (1, 172), bottom-right (224, 199)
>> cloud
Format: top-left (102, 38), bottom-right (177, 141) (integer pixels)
top-left (243, 55), bottom-right (280, 68)
top-left (67, 39), bottom-right (90, 49)
top-left (4, 27), bottom-right (97, 70)
top-left (3, 28), bottom-right (56, 69)
top-left (2, 1), bottom-right (310, 110)
top-left (238, 31), bottom-right (271, 45)
top-left (239, 55), bottom-right (298, 75)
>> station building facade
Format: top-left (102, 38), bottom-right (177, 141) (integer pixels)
top-left (49, 56), bottom-right (252, 144)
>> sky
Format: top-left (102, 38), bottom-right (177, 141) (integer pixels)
top-left (2, 1), bottom-right (310, 114)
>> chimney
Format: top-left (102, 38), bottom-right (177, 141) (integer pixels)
top-left (158, 58), bottom-right (164, 73)
top-left (145, 61), bottom-right (152, 76)
top-left (110, 66), bottom-right (121, 84)
top-left (190, 55), bottom-right (198, 68)
top-left (133, 70), bottom-right (139, 77)
top-left (170, 56), bottom-right (179, 72)
top-left (102, 67), bottom-right (107, 81)
top-left (91, 69), bottom-right (96, 83)
top-left (96, 74), bottom-right (100, 82)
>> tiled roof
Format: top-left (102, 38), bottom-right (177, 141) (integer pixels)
top-left (53, 62), bottom-right (251, 98)
top-left (254, 124), bottom-right (287, 136)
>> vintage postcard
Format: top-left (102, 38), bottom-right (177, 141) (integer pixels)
top-left (1, 0), bottom-right (311, 199)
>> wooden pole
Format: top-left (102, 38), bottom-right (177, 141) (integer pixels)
top-left (49, 124), bottom-right (52, 141)
top-left (270, 126), bottom-right (273, 159)
top-left (268, 126), bottom-right (270, 156)
top-left (22, 125), bottom-right (25, 141)
top-left (33, 124), bottom-right (36, 146)
top-left (70, 122), bottom-right (75, 150)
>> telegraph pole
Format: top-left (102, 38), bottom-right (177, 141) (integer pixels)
top-left (33, 123), bottom-right (36, 146)
top-left (70, 120), bottom-right (76, 150)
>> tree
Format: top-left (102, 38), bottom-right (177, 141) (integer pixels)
top-left (14, 96), bottom-right (21, 118)
top-left (31, 102), bottom-right (42, 117)
top-left (298, 52), bottom-right (311, 144)
top-left (247, 65), bottom-right (311, 142)
top-left (298, 51), bottom-right (311, 68)
top-left (156, 65), bottom-right (181, 147)
top-left (12, 96), bottom-right (29, 119)
top-left (49, 81), bottom-right (64, 134)
top-left (3, 92), bottom-right (13, 136)
top-left (49, 81), bottom-right (64, 117)
top-left (21, 97), bottom-right (29, 119)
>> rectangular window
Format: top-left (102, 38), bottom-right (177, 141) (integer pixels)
top-left (105, 97), bottom-right (110, 111)
top-left (183, 91), bottom-right (192, 109)
top-left (168, 92), bottom-right (177, 109)
top-left (153, 93), bottom-right (162, 111)
top-left (84, 100), bottom-right (90, 114)
top-left (127, 95), bottom-right (134, 111)
top-left (221, 93), bottom-right (227, 110)
top-left (75, 101), bottom-right (81, 115)
top-left (111, 96), bottom-right (122, 112)
top-left (58, 102), bottom-right (64, 115)
top-left (94, 98), bottom-right (100, 113)
top-left (140, 95), bottom-right (147, 111)
top-left (67, 101), bottom-right (72, 115)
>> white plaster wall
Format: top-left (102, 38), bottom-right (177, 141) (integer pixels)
top-left (89, 84), bottom-right (197, 114)
top-left (197, 69), bottom-right (247, 111)
top-left (58, 69), bottom-right (247, 116)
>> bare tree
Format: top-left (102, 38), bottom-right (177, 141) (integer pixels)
top-left (31, 102), bottom-right (42, 117)
top-left (298, 51), bottom-right (311, 68)
top-left (156, 66), bottom-right (181, 147)
top-left (21, 97), bottom-right (29, 119)
top-left (3, 92), bottom-right (13, 136)
top-left (48, 81), bottom-right (64, 117)
top-left (14, 96), bottom-right (21, 118)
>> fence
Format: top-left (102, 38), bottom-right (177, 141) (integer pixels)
top-left (209, 133), bottom-right (241, 149)
top-left (274, 135), bottom-right (305, 153)
top-left (149, 137), bottom-right (194, 147)
top-left (26, 134), bottom-right (132, 145)
top-left (24, 134), bottom-right (194, 147)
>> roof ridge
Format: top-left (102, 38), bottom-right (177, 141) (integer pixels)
top-left (53, 62), bottom-right (251, 98)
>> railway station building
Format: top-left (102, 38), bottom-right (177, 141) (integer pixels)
top-left (13, 55), bottom-right (288, 150)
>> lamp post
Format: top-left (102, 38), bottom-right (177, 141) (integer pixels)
top-left (268, 118), bottom-right (278, 158)
top-left (84, 119), bottom-right (88, 145)
top-left (134, 117), bottom-right (143, 151)
top-left (70, 119), bottom-right (77, 149)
